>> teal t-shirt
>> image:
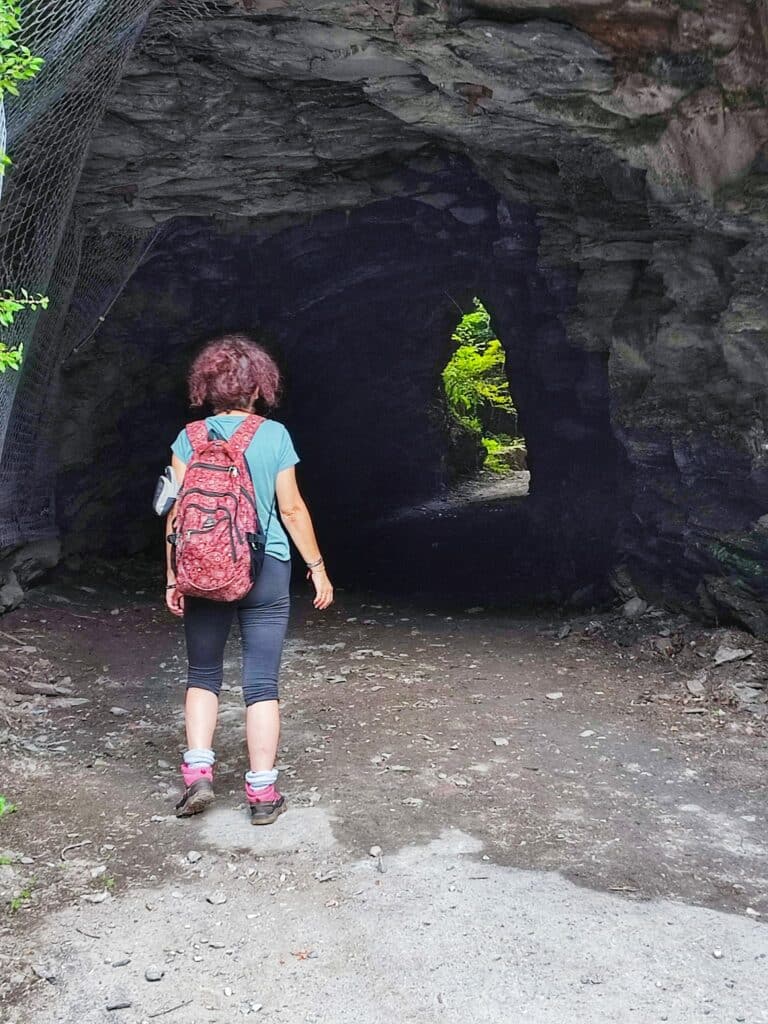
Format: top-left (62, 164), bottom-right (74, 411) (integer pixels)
top-left (171, 415), bottom-right (299, 562)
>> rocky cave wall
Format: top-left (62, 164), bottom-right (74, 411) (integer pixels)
top-left (3, 0), bottom-right (768, 627)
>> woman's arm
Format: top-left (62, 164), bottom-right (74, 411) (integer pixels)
top-left (275, 466), bottom-right (333, 610)
top-left (165, 454), bottom-right (187, 616)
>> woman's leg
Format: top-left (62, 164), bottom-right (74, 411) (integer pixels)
top-left (245, 700), bottom-right (281, 773)
top-left (182, 596), bottom-right (236, 752)
top-left (238, 556), bottom-right (291, 778)
top-left (184, 689), bottom-right (220, 751)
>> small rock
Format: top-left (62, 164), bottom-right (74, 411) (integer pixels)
top-left (145, 965), bottom-right (164, 982)
top-left (686, 672), bottom-right (707, 696)
top-left (31, 962), bottom-right (57, 982)
top-left (369, 845), bottom-right (382, 858)
top-left (157, 759), bottom-right (171, 769)
top-left (556, 624), bottom-right (571, 640)
top-left (402, 797), bottom-right (423, 807)
top-left (81, 891), bottom-right (109, 904)
top-left (206, 892), bottom-right (227, 905)
top-left (187, 850), bottom-right (202, 864)
top-left (712, 948), bottom-right (723, 960)
top-left (112, 959), bottom-right (131, 968)
top-left (492, 737), bottom-right (509, 746)
top-left (745, 907), bottom-right (760, 918)
top-left (713, 645), bottom-right (753, 667)
top-left (580, 730), bottom-right (595, 738)
top-left (314, 869), bottom-right (339, 883)
top-left (109, 707), bottom-right (129, 717)
top-left (106, 1001), bottom-right (132, 1012)
top-left (450, 774), bottom-right (471, 788)
top-left (622, 597), bottom-right (648, 620)
top-left (546, 692), bottom-right (564, 701)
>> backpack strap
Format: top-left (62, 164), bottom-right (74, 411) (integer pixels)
top-left (185, 420), bottom-right (210, 452)
top-left (228, 414), bottom-right (265, 458)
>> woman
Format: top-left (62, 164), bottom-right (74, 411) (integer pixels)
top-left (165, 333), bottom-right (333, 825)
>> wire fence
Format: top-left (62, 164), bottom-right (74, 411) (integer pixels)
top-left (0, 0), bottom-right (229, 548)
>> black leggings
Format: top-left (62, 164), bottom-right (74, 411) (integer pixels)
top-left (183, 555), bottom-right (291, 706)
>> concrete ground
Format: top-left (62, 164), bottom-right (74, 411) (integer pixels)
top-left (1, 566), bottom-right (766, 1023)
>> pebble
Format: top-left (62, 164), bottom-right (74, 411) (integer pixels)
top-left (106, 1001), bottom-right (132, 1011)
top-left (686, 675), bottom-right (707, 696)
top-left (109, 707), bottom-right (129, 717)
top-left (712, 948), bottom-right (723, 960)
top-left (492, 737), bottom-right (509, 746)
top-left (622, 597), bottom-right (648, 620)
top-left (745, 907), bottom-right (760, 918)
top-left (546, 692), bottom-right (563, 701)
top-left (145, 965), bottom-right (164, 982)
top-left (713, 645), bottom-right (753, 667)
top-left (112, 959), bottom-right (131, 968)
top-left (31, 963), bottom-right (57, 982)
top-left (207, 892), bottom-right (227, 905)
top-left (157, 759), bottom-right (171, 769)
top-left (580, 730), bottom-right (595, 738)
top-left (187, 850), bottom-right (202, 864)
top-left (81, 891), bottom-right (109, 904)
top-left (369, 845), bottom-right (382, 858)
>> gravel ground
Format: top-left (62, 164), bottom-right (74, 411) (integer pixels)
top-left (1, 564), bottom-right (767, 1022)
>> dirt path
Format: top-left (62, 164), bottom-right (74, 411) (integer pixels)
top-left (1, 566), bottom-right (767, 1023)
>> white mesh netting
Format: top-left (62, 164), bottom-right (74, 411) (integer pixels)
top-left (0, 0), bottom-right (230, 549)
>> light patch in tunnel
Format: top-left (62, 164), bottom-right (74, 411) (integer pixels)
top-left (442, 297), bottom-right (529, 489)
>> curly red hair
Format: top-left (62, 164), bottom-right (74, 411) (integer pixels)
top-left (188, 333), bottom-right (281, 412)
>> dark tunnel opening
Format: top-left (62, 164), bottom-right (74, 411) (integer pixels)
top-left (54, 163), bottom-right (627, 610)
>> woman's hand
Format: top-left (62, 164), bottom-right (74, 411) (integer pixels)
top-left (308, 567), bottom-right (334, 610)
top-left (166, 582), bottom-right (184, 617)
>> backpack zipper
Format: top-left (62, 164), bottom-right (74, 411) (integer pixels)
top-left (178, 505), bottom-right (237, 562)
top-left (188, 462), bottom-right (239, 475)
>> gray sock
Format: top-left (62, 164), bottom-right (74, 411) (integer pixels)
top-left (184, 747), bottom-right (215, 768)
top-left (245, 768), bottom-right (278, 791)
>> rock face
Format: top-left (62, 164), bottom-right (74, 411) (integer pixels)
top-left (4, 0), bottom-right (768, 626)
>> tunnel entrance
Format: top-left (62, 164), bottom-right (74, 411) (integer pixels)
top-left (51, 159), bottom-right (625, 611)
top-left (441, 296), bottom-right (529, 494)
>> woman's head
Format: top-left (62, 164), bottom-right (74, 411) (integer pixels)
top-left (188, 333), bottom-right (281, 412)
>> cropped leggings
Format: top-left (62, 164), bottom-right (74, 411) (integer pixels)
top-left (183, 555), bottom-right (291, 706)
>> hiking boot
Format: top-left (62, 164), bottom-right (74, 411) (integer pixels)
top-left (175, 764), bottom-right (214, 818)
top-left (246, 782), bottom-right (286, 826)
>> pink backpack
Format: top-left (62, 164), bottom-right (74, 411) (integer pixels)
top-left (172, 416), bottom-right (265, 602)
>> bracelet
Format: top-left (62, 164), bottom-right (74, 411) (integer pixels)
top-left (306, 557), bottom-right (324, 570)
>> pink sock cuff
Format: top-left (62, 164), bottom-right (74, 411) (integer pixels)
top-left (245, 782), bottom-right (279, 804)
top-left (181, 763), bottom-right (213, 787)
